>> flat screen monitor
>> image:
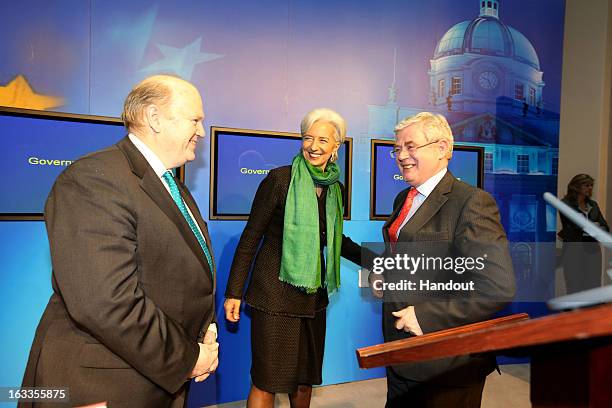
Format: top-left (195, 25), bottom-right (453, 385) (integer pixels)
top-left (210, 127), bottom-right (353, 220)
top-left (0, 107), bottom-right (184, 221)
top-left (370, 139), bottom-right (484, 220)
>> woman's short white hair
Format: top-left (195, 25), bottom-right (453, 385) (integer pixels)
top-left (300, 108), bottom-right (347, 144)
top-left (394, 112), bottom-right (454, 159)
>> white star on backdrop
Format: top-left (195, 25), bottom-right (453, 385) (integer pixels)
top-left (141, 37), bottom-right (223, 79)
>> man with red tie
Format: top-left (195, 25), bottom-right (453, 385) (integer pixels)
top-left (379, 112), bottom-right (515, 408)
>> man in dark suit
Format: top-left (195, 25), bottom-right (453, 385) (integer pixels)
top-left (378, 112), bottom-right (515, 407)
top-left (20, 75), bottom-right (218, 407)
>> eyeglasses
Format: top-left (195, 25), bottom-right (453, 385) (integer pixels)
top-left (390, 139), bottom-right (440, 159)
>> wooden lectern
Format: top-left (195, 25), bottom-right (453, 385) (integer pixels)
top-left (357, 304), bottom-right (612, 407)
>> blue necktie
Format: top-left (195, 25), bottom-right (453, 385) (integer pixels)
top-left (162, 171), bottom-right (214, 276)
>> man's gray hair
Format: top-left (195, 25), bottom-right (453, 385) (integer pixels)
top-left (394, 111), bottom-right (454, 159)
top-left (121, 75), bottom-right (180, 132)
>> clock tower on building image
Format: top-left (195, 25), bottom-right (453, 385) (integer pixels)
top-left (429, 0), bottom-right (544, 114)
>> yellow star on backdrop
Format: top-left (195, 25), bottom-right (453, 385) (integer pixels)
top-left (0, 75), bottom-right (64, 110)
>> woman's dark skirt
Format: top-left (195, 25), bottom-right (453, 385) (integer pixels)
top-left (562, 241), bottom-right (603, 293)
top-left (250, 308), bottom-right (326, 393)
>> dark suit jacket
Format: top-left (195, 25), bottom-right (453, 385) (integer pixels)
top-left (20, 137), bottom-right (216, 408)
top-left (225, 165), bottom-right (364, 317)
top-left (558, 197), bottom-right (609, 293)
top-left (382, 171), bottom-right (515, 385)
top-left (558, 197), bottom-right (609, 242)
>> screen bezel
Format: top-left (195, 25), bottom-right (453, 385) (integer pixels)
top-left (369, 139), bottom-right (484, 220)
top-left (209, 126), bottom-right (353, 221)
top-left (0, 106), bottom-right (185, 221)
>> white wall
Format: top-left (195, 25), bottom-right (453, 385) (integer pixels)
top-left (558, 0), bottom-right (611, 210)
top-left (558, 0), bottom-right (612, 285)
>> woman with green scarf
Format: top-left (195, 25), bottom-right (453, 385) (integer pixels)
top-left (224, 108), bottom-right (367, 408)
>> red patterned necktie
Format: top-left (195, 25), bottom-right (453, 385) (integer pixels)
top-left (388, 187), bottom-right (419, 243)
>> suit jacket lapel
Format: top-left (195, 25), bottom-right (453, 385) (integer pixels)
top-left (399, 171), bottom-right (454, 238)
top-left (116, 137), bottom-right (211, 275)
top-left (177, 180), bottom-right (216, 284)
top-left (382, 188), bottom-right (409, 242)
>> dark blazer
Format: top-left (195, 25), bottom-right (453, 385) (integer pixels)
top-left (558, 197), bottom-right (609, 293)
top-left (20, 137), bottom-right (216, 408)
top-left (225, 165), bottom-right (363, 317)
top-left (558, 197), bottom-right (609, 242)
top-left (382, 171), bottom-right (515, 385)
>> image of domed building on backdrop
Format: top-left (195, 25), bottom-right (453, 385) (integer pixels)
top-left (368, 0), bottom-right (560, 298)
top-left (368, 0), bottom-right (559, 243)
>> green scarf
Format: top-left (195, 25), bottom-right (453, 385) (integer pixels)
top-left (280, 153), bottom-right (343, 294)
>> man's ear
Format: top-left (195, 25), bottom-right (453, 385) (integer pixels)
top-left (144, 104), bottom-right (162, 133)
top-left (438, 139), bottom-right (450, 160)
